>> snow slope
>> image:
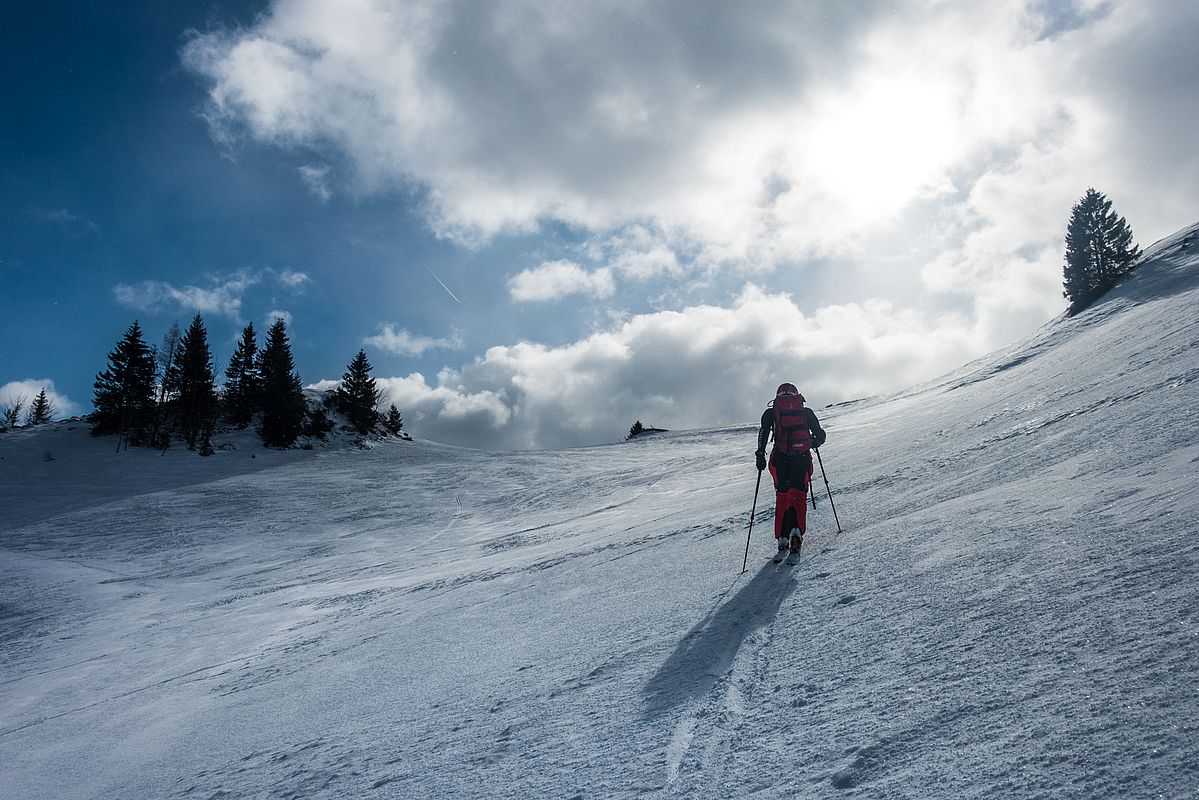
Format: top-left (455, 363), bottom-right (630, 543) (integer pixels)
top-left (2, 223), bottom-right (1198, 798)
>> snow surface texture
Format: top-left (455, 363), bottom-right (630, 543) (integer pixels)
top-left (3, 224), bottom-right (1198, 798)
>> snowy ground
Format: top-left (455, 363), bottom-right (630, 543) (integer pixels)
top-left (3, 223), bottom-right (1198, 799)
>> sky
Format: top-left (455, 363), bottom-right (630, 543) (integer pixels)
top-left (2, 0), bottom-right (1197, 449)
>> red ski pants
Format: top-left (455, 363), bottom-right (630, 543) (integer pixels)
top-left (769, 450), bottom-right (812, 537)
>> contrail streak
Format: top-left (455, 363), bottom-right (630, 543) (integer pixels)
top-left (426, 267), bottom-right (462, 304)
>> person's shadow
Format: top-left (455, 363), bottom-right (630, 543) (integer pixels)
top-left (642, 561), bottom-right (798, 718)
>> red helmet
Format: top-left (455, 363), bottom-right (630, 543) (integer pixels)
top-left (776, 382), bottom-right (800, 398)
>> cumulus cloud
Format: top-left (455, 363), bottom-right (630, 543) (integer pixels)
top-left (363, 325), bottom-right (465, 356)
top-left (183, 1), bottom-right (1199, 325)
top-left (0, 379), bottom-right (81, 419)
top-left (508, 260), bottom-right (615, 302)
top-left (181, 0), bottom-right (887, 253)
top-left (360, 285), bottom-right (979, 449)
top-left (611, 245), bottom-right (681, 281)
top-left (508, 234), bottom-right (683, 302)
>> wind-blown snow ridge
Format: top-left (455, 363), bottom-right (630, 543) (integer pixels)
top-left (2, 223), bottom-right (1198, 798)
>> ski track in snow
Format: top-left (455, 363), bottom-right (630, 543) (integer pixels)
top-left (2, 222), bottom-right (1199, 798)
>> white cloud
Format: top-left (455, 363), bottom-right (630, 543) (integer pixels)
top-left (183, 1), bottom-right (1199, 327)
top-left (611, 245), bottom-right (681, 281)
top-left (40, 208), bottom-right (100, 234)
top-left (265, 309), bottom-right (293, 327)
top-left (298, 164), bottom-right (332, 202)
top-left (114, 275), bottom-right (255, 320)
top-left (508, 260), bottom-right (615, 302)
top-left (595, 226), bottom-right (684, 280)
top-left (277, 268), bottom-right (312, 289)
top-left (358, 285), bottom-right (980, 449)
top-left (0, 380), bottom-right (81, 419)
top-left (113, 268), bottom-right (312, 321)
top-left (363, 325), bottom-right (465, 356)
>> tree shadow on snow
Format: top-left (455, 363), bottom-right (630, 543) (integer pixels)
top-left (641, 561), bottom-right (797, 719)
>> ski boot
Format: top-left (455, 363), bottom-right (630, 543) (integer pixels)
top-left (773, 536), bottom-right (789, 563)
top-left (785, 529), bottom-right (803, 565)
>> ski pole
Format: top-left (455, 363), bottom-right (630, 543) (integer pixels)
top-left (814, 448), bottom-right (842, 533)
top-left (741, 469), bottom-right (763, 573)
top-left (808, 454), bottom-right (817, 509)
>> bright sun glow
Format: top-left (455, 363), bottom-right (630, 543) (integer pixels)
top-left (799, 72), bottom-right (963, 223)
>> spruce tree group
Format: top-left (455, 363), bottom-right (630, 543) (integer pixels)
top-left (1063, 188), bottom-right (1142, 315)
top-left (257, 317), bottom-right (308, 448)
top-left (87, 314), bottom-right (410, 450)
top-left (91, 315), bottom-right (308, 449)
top-left (92, 321), bottom-right (158, 444)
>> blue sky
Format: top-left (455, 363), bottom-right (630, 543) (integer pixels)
top-left (3, 1), bottom-right (1197, 448)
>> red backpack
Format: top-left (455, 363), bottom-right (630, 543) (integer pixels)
top-left (773, 386), bottom-right (812, 456)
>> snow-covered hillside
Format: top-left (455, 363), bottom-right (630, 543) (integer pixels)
top-left (3, 223), bottom-right (1198, 799)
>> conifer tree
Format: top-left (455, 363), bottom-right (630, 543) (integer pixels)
top-left (334, 350), bottom-right (382, 434)
top-left (158, 323), bottom-right (184, 403)
top-left (151, 322), bottom-right (183, 445)
top-left (1, 396), bottom-right (26, 431)
top-left (257, 317), bottom-right (307, 448)
top-left (1063, 188), bottom-right (1142, 315)
top-left (176, 313), bottom-right (219, 449)
top-left (383, 404), bottom-right (404, 436)
top-left (627, 420), bottom-right (645, 440)
top-left (222, 322), bottom-right (260, 427)
top-left (304, 405), bottom-right (335, 439)
top-left (92, 321), bottom-right (157, 443)
top-left (26, 388), bottom-right (55, 425)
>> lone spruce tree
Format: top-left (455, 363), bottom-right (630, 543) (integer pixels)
top-left (383, 404), bottom-right (404, 436)
top-left (176, 313), bottom-right (219, 449)
top-left (27, 388), bottom-right (55, 425)
top-left (257, 317), bottom-right (306, 447)
top-left (92, 321), bottom-right (158, 442)
top-left (1063, 188), bottom-right (1141, 315)
top-left (335, 350), bottom-right (382, 434)
top-left (223, 322), bottom-right (260, 427)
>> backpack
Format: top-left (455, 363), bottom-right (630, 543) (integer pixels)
top-left (772, 392), bottom-right (812, 456)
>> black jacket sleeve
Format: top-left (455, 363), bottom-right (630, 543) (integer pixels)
top-left (804, 407), bottom-right (827, 449)
top-left (756, 407), bottom-right (773, 452)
